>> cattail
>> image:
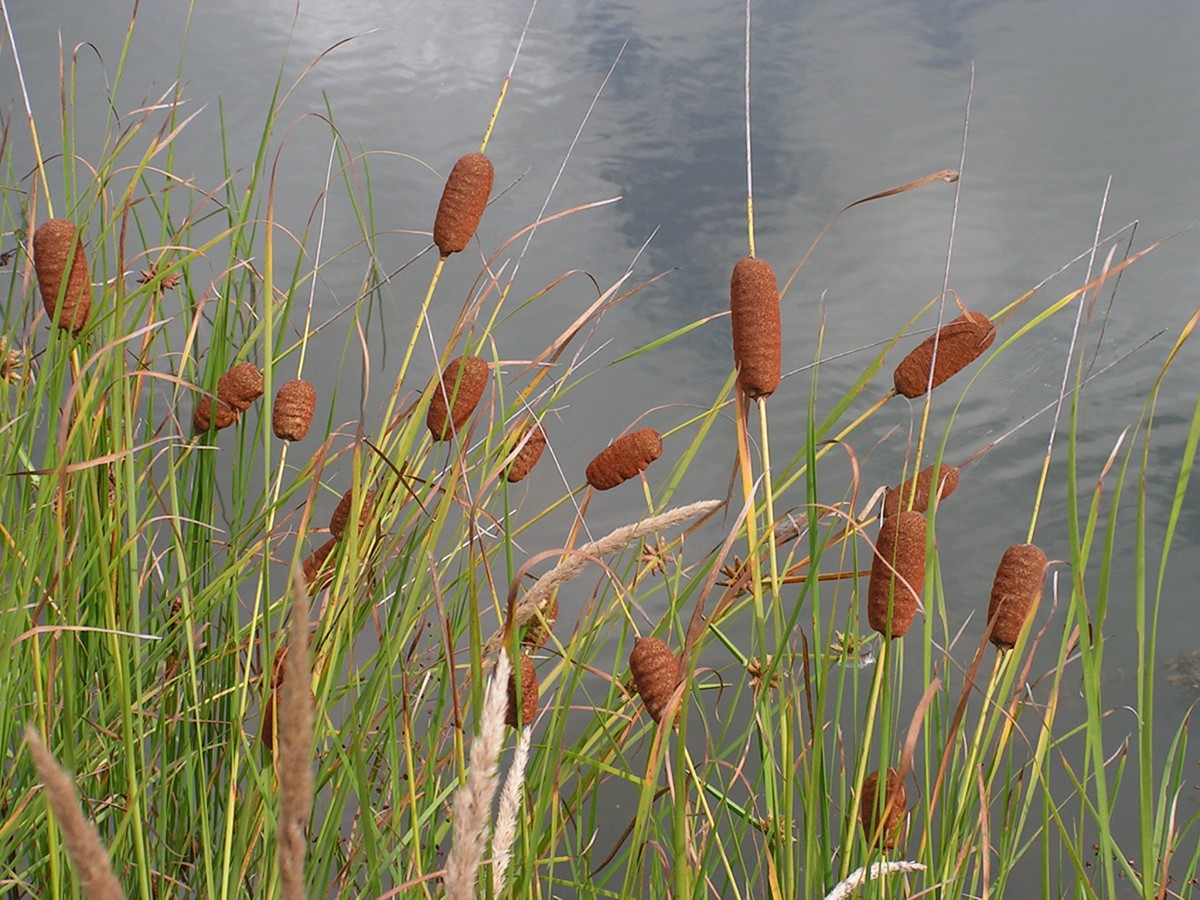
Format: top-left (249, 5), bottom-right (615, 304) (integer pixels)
top-left (521, 597), bottom-right (558, 649)
top-left (866, 510), bottom-right (926, 638)
top-left (302, 538), bottom-right (338, 588)
top-left (273, 379), bottom-right (317, 441)
top-left (505, 422), bottom-right (547, 483)
top-left (893, 310), bottom-right (995, 398)
top-left (217, 362), bottom-right (264, 412)
top-left (729, 256), bottom-right (782, 400)
top-left (987, 543), bottom-right (1048, 649)
top-left (629, 636), bottom-right (679, 723)
top-left (860, 768), bottom-right (907, 850)
top-left (427, 355), bottom-right (489, 441)
top-left (586, 427), bottom-right (663, 491)
top-left (882, 463), bottom-right (959, 518)
top-left (506, 652), bottom-right (538, 728)
top-left (433, 152), bottom-right (494, 257)
top-left (330, 486), bottom-right (376, 542)
top-left (33, 219), bottom-right (92, 334)
top-left (193, 395), bottom-right (237, 433)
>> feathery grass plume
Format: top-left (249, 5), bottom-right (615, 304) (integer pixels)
top-left (506, 652), bottom-right (539, 728)
top-left (505, 422), bottom-right (547, 483)
top-left (23, 726), bottom-right (125, 900)
top-left (823, 861), bottom-right (926, 900)
top-left (273, 379), bottom-right (317, 441)
top-left (433, 152), bottom-right (495, 257)
top-left (585, 427), bottom-right (663, 490)
top-left (629, 636), bottom-right (680, 723)
top-left (490, 724), bottom-right (532, 897)
top-left (33, 219), bottom-right (92, 334)
top-left (860, 767), bottom-right (907, 850)
top-left (444, 649), bottom-right (512, 900)
top-left (329, 486), bottom-right (376, 542)
top-left (486, 499), bottom-right (721, 657)
top-left (866, 510), bottom-right (926, 638)
top-left (882, 463), bottom-right (959, 518)
top-left (892, 310), bottom-right (995, 398)
top-left (192, 395), bottom-right (237, 433)
top-left (987, 543), bottom-right (1048, 649)
top-left (217, 362), bottom-right (264, 412)
top-left (301, 538), bottom-right (337, 589)
top-left (729, 255), bottom-right (782, 399)
top-left (521, 596), bottom-right (557, 649)
top-left (276, 567), bottom-right (314, 900)
top-left (427, 355), bottom-right (490, 441)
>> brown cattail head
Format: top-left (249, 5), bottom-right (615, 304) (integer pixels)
top-left (217, 362), bottom-right (264, 412)
top-left (273, 379), bottom-right (317, 441)
top-left (193, 395), bottom-right (238, 433)
top-left (893, 310), bottom-right (995, 398)
top-left (506, 652), bottom-right (538, 728)
top-left (505, 422), bottom-right (547, 483)
top-left (301, 538), bottom-right (338, 588)
top-left (987, 543), bottom-right (1048, 649)
top-left (729, 256), bottom-right (782, 400)
top-left (33, 219), bottom-right (92, 333)
top-left (521, 596), bottom-right (558, 649)
top-left (860, 768), bottom-right (907, 850)
top-left (426, 355), bottom-right (489, 441)
top-left (630, 636), bottom-right (680, 723)
top-left (329, 486), bottom-right (376, 542)
top-left (882, 463), bottom-right (960, 518)
top-left (586, 427), bottom-right (663, 490)
top-left (433, 152), bottom-right (494, 257)
top-left (867, 510), bottom-right (927, 638)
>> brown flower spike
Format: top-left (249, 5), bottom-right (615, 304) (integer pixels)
top-left (329, 487), bottom-right (376, 542)
top-left (273, 379), bottom-right (317, 441)
top-left (33, 219), bottom-right (92, 333)
top-left (506, 652), bottom-right (538, 728)
top-left (866, 510), bottom-right (927, 638)
top-left (860, 768), bottom-right (907, 850)
top-left (505, 422), bottom-right (547, 483)
top-left (426, 355), bottom-right (489, 441)
top-left (882, 463), bottom-right (959, 518)
top-left (729, 255), bottom-right (782, 400)
top-left (585, 427), bottom-right (663, 491)
top-left (218, 362), bottom-right (264, 412)
top-left (893, 310), bottom-right (995, 398)
top-left (987, 543), bottom-right (1048, 649)
top-left (433, 152), bottom-right (494, 257)
top-left (629, 636), bottom-right (680, 723)
top-left (193, 395), bottom-right (237, 433)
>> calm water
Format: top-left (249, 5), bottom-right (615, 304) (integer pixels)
top-left (8, 0), bottom-right (1200, 891)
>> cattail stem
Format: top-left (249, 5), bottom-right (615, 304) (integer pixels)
top-left (841, 638), bottom-right (891, 878)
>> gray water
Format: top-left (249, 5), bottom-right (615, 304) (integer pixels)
top-left (7, 0), bottom-right (1200, 893)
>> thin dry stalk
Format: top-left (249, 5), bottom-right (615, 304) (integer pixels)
top-left (24, 726), bottom-right (125, 900)
top-left (490, 724), bottom-right (532, 896)
top-left (444, 649), bottom-right (512, 900)
top-left (482, 499), bottom-right (721, 659)
top-left (277, 566), bottom-right (314, 900)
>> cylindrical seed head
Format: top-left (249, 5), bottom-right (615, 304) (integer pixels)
top-left (630, 636), bottom-right (680, 723)
top-left (505, 422), bottom-right (547, 483)
top-left (426, 355), bottom-right (489, 441)
top-left (302, 538), bottom-right (338, 588)
top-left (882, 463), bottom-right (960, 518)
top-left (217, 362), bottom-right (264, 412)
top-left (987, 543), bottom-right (1048, 649)
top-left (329, 486), bottom-right (376, 542)
top-left (729, 256), bottom-right (782, 400)
top-left (867, 510), bottom-right (927, 638)
top-left (433, 152), bottom-right (494, 257)
top-left (193, 395), bottom-right (238, 433)
top-left (33, 219), bottom-right (92, 334)
top-left (521, 596), bottom-right (557, 649)
top-left (860, 768), bottom-right (907, 850)
top-left (586, 427), bottom-right (663, 490)
top-left (506, 652), bottom-right (538, 729)
top-left (893, 310), bottom-right (995, 398)
top-left (273, 379), bottom-right (317, 441)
